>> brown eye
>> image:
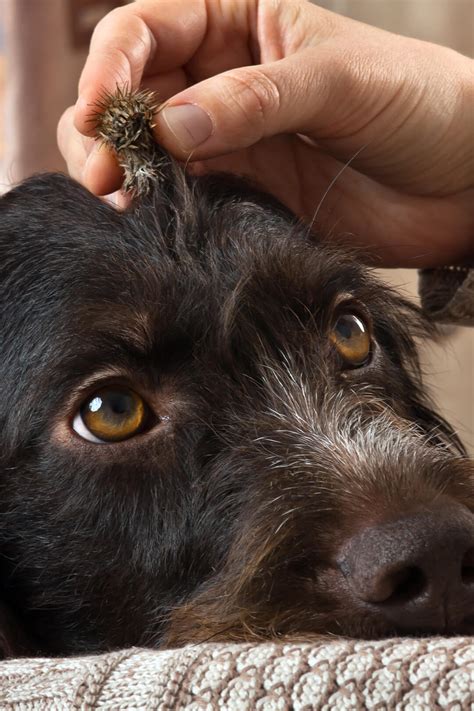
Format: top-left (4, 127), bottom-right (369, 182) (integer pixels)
top-left (330, 313), bottom-right (371, 367)
top-left (72, 387), bottom-right (148, 443)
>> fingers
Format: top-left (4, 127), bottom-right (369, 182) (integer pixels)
top-left (74, 0), bottom-right (207, 136)
top-left (69, 0), bottom-right (344, 193)
top-left (58, 106), bottom-right (123, 194)
top-left (61, 65), bottom-right (191, 193)
top-left (152, 48), bottom-right (350, 158)
top-left (58, 107), bottom-right (93, 182)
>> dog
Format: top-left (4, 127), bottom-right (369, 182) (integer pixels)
top-left (0, 151), bottom-right (473, 658)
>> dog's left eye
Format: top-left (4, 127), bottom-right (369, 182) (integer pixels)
top-left (330, 313), bottom-right (371, 367)
top-left (72, 387), bottom-right (149, 443)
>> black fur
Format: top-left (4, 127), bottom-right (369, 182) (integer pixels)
top-left (0, 164), bottom-right (471, 656)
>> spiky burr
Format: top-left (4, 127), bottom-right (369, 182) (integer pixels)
top-left (90, 87), bottom-right (166, 196)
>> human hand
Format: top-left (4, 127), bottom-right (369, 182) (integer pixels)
top-left (58, 0), bottom-right (474, 266)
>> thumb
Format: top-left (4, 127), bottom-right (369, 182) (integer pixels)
top-left (153, 48), bottom-right (361, 160)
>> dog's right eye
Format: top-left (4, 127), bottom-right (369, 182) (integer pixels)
top-left (72, 386), bottom-right (150, 443)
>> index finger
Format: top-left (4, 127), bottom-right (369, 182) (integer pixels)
top-left (74, 0), bottom-right (208, 135)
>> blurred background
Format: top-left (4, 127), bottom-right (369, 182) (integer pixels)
top-left (0, 0), bottom-right (472, 452)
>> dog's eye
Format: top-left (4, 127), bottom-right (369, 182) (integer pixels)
top-left (330, 313), bottom-right (371, 367)
top-left (72, 387), bottom-right (148, 443)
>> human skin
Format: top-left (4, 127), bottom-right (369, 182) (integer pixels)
top-left (58, 0), bottom-right (474, 267)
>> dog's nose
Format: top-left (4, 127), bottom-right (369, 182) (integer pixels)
top-left (337, 502), bottom-right (474, 633)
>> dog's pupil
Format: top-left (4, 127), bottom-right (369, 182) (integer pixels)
top-left (336, 314), bottom-right (360, 341)
top-left (97, 391), bottom-right (132, 419)
top-left (83, 389), bottom-right (135, 424)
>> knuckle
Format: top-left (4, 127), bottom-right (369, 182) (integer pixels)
top-left (221, 69), bottom-right (281, 135)
top-left (90, 7), bottom-right (125, 46)
top-left (96, 46), bottom-right (132, 88)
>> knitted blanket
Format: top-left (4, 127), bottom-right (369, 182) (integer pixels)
top-left (1, 637), bottom-right (473, 709)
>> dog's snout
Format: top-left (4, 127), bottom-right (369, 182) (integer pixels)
top-left (337, 502), bottom-right (474, 633)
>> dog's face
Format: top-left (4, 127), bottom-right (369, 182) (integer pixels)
top-left (0, 168), bottom-right (473, 656)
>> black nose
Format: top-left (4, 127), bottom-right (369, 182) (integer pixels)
top-left (337, 502), bottom-right (474, 633)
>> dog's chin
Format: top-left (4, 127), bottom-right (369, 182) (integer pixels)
top-left (164, 596), bottom-right (474, 646)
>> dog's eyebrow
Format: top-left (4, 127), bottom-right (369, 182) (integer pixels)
top-left (75, 304), bottom-right (154, 355)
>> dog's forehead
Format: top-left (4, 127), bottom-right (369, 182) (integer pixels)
top-left (0, 173), bottom-right (366, 310)
top-left (0, 172), bottom-right (396, 375)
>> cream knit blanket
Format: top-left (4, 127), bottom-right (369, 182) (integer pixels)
top-left (1, 637), bottom-right (473, 709)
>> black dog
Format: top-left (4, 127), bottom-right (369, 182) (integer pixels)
top-left (0, 154), bottom-right (473, 657)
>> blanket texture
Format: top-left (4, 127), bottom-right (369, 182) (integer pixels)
top-left (1, 637), bottom-right (473, 710)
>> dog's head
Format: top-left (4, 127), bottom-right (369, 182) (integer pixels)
top-left (0, 162), bottom-right (473, 656)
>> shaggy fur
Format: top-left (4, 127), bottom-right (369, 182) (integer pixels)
top-left (0, 159), bottom-right (472, 657)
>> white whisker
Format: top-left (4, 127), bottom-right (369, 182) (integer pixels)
top-left (307, 144), bottom-right (368, 236)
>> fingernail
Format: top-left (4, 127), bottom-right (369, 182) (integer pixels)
top-left (159, 104), bottom-right (213, 150)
